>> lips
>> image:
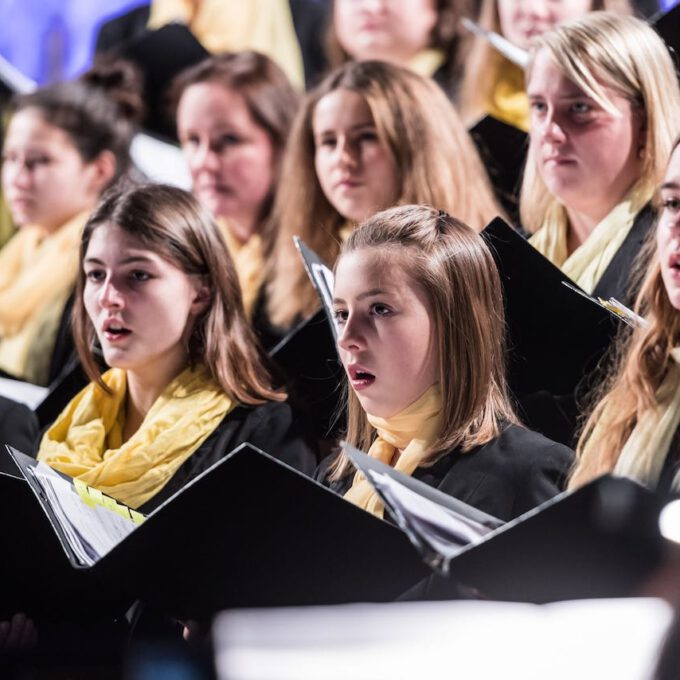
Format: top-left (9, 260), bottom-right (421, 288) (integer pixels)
top-left (347, 363), bottom-right (376, 391)
top-left (101, 318), bottom-right (132, 342)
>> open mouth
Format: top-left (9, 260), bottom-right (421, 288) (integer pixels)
top-left (348, 365), bottom-right (376, 389)
top-left (102, 321), bottom-right (132, 341)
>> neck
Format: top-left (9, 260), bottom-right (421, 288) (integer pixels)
top-left (122, 358), bottom-right (188, 442)
top-left (224, 215), bottom-right (258, 246)
top-left (565, 200), bottom-right (618, 255)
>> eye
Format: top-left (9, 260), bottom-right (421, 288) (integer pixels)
top-left (529, 99), bottom-right (547, 115)
top-left (370, 303), bottom-right (392, 317)
top-left (129, 270), bottom-right (152, 282)
top-left (333, 308), bottom-right (348, 324)
top-left (317, 134), bottom-right (337, 149)
top-left (570, 101), bottom-right (592, 115)
top-left (662, 196), bottom-right (680, 214)
top-left (357, 129), bottom-right (379, 143)
top-left (84, 268), bottom-right (106, 283)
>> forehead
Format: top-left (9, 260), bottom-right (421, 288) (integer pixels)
top-left (312, 89), bottom-right (373, 131)
top-left (334, 247), bottom-right (419, 296)
top-left (177, 81), bottom-right (252, 128)
top-left (85, 223), bottom-right (152, 258)
top-left (527, 50), bottom-right (582, 96)
top-left (5, 108), bottom-right (75, 149)
top-left (663, 145), bottom-right (680, 183)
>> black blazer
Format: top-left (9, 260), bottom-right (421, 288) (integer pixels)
top-left (317, 423), bottom-right (573, 522)
top-left (0, 396), bottom-right (39, 475)
top-left (141, 401), bottom-right (316, 512)
top-left (592, 202), bottom-right (656, 306)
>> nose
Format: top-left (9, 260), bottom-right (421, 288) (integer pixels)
top-left (336, 137), bottom-right (359, 171)
top-left (99, 277), bottom-right (125, 310)
top-left (337, 313), bottom-right (365, 353)
top-left (536, 107), bottom-right (566, 146)
top-left (188, 141), bottom-right (221, 175)
top-left (521, 0), bottom-right (550, 18)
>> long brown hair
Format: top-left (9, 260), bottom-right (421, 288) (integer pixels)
top-left (73, 184), bottom-right (285, 405)
top-left (266, 60), bottom-right (501, 330)
top-left (458, 0), bottom-right (632, 127)
top-left (329, 204), bottom-right (517, 480)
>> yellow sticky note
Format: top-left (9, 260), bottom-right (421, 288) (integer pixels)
top-left (130, 510), bottom-right (146, 526)
top-left (73, 479), bottom-right (95, 507)
top-left (102, 495), bottom-right (117, 511)
top-left (89, 487), bottom-right (104, 505)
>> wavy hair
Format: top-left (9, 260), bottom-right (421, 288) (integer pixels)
top-left (266, 60), bottom-right (501, 330)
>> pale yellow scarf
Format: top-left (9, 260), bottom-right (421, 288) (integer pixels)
top-left (38, 365), bottom-right (236, 509)
top-left (487, 60), bottom-right (529, 133)
top-left (529, 185), bottom-right (648, 295)
top-left (344, 384), bottom-right (443, 518)
top-left (408, 49), bottom-right (446, 80)
top-left (148, 0), bottom-right (304, 88)
top-left (0, 211), bottom-right (87, 382)
top-left (217, 219), bottom-right (264, 318)
top-left (609, 348), bottom-right (680, 491)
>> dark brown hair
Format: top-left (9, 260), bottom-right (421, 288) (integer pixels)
top-left (73, 184), bottom-right (285, 405)
top-left (9, 59), bottom-right (143, 186)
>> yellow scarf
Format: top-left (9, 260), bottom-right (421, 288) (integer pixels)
top-left (217, 219), bottom-right (264, 318)
top-left (408, 48), bottom-right (446, 80)
top-left (487, 60), bottom-right (529, 132)
top-left (344, 384), bottom-right (443, 518)
top-left (38, 365), bottom-right (236, 509)
top-left (529, 185), bottom-right (648, 295)
top-left (0, 211), bottom-right (87, 382)
top-left (608, 348), bottom-right (680, 492)
top-left (148, 0), bottom-right (304, 88)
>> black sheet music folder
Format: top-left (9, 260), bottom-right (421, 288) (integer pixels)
top-left (404, 475), bottom-right (664, 604)
top-left (0, 444), bottom-right (427, 620)
top-left (481, 217), bottom-right (619, 397)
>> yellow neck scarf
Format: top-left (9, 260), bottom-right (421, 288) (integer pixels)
top-left (0, 211), bottom-right (87, 382)
top-left (344, 384), bottom-right (443, 518)
top-left (38, 365), bottom-right (236, 509)
top-left (148, 0), bottom-right (304, 88)
top-left (529, 184), bottom-right (648, 295)
top-left (217, 219), bottom-right (264, 318)
top-left (609, 348), bottom-right (680, 491)
top-left (407, 48), bottom-right (446, 79)
top-left (487, 60), bottom-right (529, 132)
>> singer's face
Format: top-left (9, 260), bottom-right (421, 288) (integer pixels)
top-left (657, 145), bottom-right (680, 311)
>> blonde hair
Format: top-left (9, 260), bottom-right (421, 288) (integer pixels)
top-left (571, 140), bottom-right (680, 488)
top-left (74, 184), bottom-right (285, 405)
top-left (458, 1), bottom-right (631, 127)
top-left (329, 204), bottom-right (517, 481)
top-left (520, 11), bottom-right (680, 234)
top-left (266, 60), bottom-right (501, 330)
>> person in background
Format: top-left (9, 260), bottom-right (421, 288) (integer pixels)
top-left (458, 0), bottom-right (631, 130)
top-left (317, 204), bottom-right (573, 521)
top-left (172, 52), bottom-right (301, 319)
top-left (324, 0), bottom-right (474, 100)
top-left (0, 61), bottom-right (141, 386)
top-left (522, 11), bottom-right (680, 304)
top-left (570, 138), bottom-right (680, 494)
top-left (265, 59), bottom-right (501, 335)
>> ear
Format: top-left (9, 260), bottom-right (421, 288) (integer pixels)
top-left (634, 106), bottom-right (648, 160)
top-left (190, 276), bottom-right (211, 316)
top-left (86, 150), bottom-right (117, 195)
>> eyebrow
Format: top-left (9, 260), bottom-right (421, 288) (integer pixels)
top-left (661, 181), bottom-right (680, 191)
top-left (316, 122), bottom-right (376, 135)
top-left (84, 255), bottom-right (156, 266)
top-left (333, 288), bottom-right (390, 304)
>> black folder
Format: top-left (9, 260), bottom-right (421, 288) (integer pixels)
top-left (0, 444), bottom-right (427, 621)
top-left (113, 23), bottom-right (209, 141)
top-left (469, 115), bottom-right (528, 224)
top-left (269, 309), bottom-right (345, 440)
top-left (405, 475), bottom-right (665, 604)
top-left (481, 216), bottom-right (619, 397)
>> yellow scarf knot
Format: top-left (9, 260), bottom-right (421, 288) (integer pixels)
top-left (38, 365), bottom-right (236, 508)
top-left (344, 384), bottom-right (443, 518)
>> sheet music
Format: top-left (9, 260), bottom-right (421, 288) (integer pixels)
top-left (130, 133), bottom-right (192, 189)
top-left (31, 463), bottom-right (137, 567)
top-left (0, 377), bottom-right (48, 409)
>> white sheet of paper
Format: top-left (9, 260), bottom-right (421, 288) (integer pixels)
top-left (0, 377), bottom-right (48, 409)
